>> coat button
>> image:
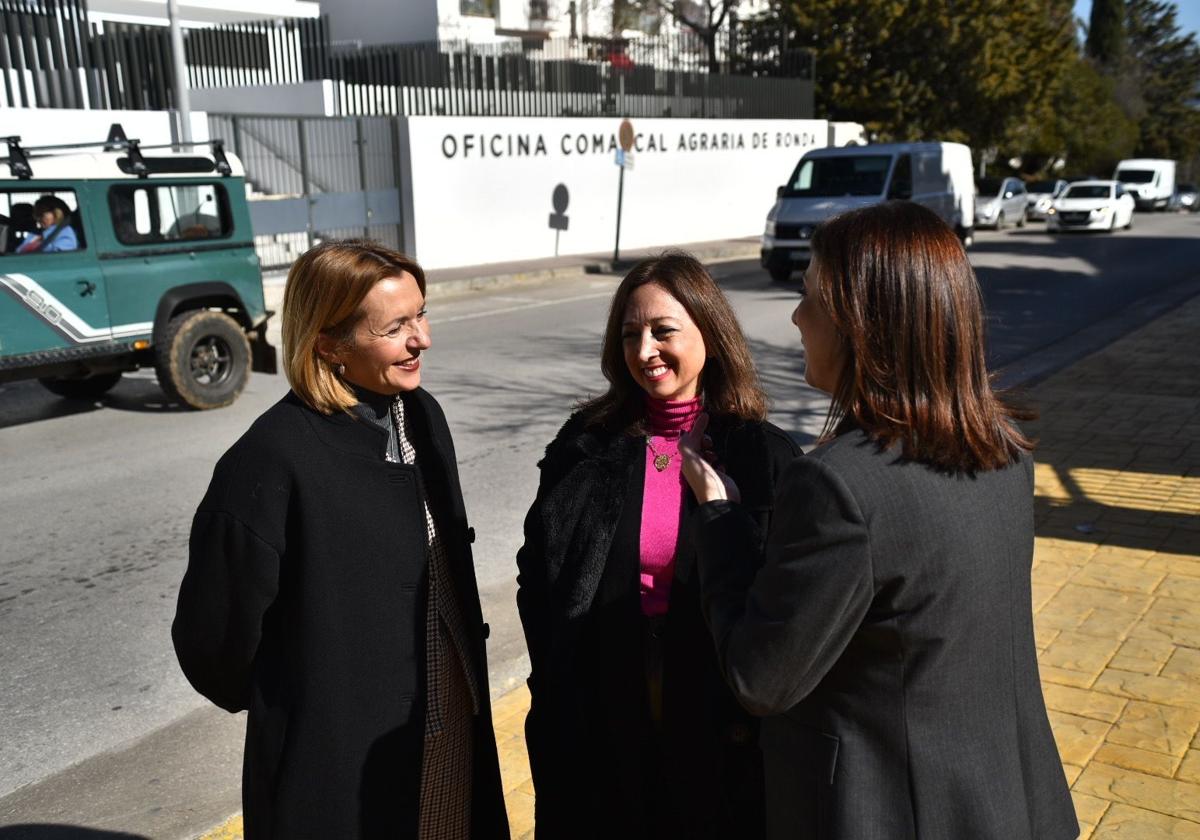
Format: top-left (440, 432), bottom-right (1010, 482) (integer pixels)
top-left (482, 622), bottom-right (490, 639)
top-left (467, 527), bottom-right (476, 544)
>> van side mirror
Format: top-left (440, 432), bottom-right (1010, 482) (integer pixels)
top-left (776, 185), bottom-right (786, 199)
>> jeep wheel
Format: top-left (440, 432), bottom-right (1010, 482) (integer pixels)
top-left (156, 310), bottom-right (250, 410)
top-left (39, 372), bottom-right (122, 400)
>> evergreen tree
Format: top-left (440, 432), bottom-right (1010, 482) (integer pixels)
top-left (777, 0), bottom-right (1076, 158)
top-left (1087, 0), bottom-right (1125, 66)
top-left (1124, 0), bottom-right (1200, 162)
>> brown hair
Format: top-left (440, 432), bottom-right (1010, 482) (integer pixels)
top-left (281, 239), bottom-right (426, 414)
top-left (809, 201), bottom-right (1032, 472)
top-left (579, 251), bottom-right (767, 432)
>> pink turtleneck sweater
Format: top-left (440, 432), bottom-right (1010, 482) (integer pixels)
top-left (639, 396), bottom-right (702, 617)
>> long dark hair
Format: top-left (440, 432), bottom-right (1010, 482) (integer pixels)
top-left (579, 251), bottom-right (767, 433)
top-left (810, 201), bottom-right (1032, 472)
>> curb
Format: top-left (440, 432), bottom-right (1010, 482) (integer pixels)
top-left (259, 239), bottom-right (763, 311)
top-left (995, 274), bottom-right (1200, 391)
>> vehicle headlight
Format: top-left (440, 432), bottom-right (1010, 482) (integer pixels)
top-left (1047, 207), bottom-right (1057, 215)
top-left (764, 220), bottom-right (776, 237)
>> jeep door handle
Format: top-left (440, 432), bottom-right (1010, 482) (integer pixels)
top-left (76, 280), bottom-right (96, 297)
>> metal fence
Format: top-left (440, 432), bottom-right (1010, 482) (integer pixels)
top-left (330, 34), bottom-right (813, 119)
top-left (0, 4), bottom-right (812, 119)
top-left (209, 113), bottom-right (403, 270)
top-left (0, 3), bottom-right (325, 111)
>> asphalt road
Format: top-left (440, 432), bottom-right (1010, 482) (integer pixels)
top-left (0, 212), bottom-right (1197, 832)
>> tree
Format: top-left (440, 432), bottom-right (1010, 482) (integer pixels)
top-left (1087, 0), bottom-right (1125, 66)
top-left (1123, 0), bottom-right (1200, 163)
top-left (1026, 54), bottom-right (1138, 175)
top-left (644, 0), bottom-right (740, 71)
top-left (776, 0), bottom-right (1077, 160)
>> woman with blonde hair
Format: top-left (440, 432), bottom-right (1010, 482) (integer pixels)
top-left (680, 202), bottom-right (1078, 839)
top-left (173, 240), bottom-right (508, 839)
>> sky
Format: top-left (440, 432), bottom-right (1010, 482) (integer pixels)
top-left (1073, 0), bottom-right (1200, 38)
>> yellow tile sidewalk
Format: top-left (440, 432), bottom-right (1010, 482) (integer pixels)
top-left (1027, 295), bottom-right (1200, 839)
top-left (201, 295), bottom-right (1200, 840)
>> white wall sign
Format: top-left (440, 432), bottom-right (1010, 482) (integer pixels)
top-left (402, 115), bottom-right (829, 270)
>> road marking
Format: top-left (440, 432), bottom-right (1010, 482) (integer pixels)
top-left (433, 291), bottom-right (614, 325)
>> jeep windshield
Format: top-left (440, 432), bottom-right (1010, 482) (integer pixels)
top-left (1116, 169), bottom-right (1155, 183)
top-left (784, 155), bottom-right (893, 198)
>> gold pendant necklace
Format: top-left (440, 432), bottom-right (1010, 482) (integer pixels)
top-left (645, 435), bottom-right (672, 472)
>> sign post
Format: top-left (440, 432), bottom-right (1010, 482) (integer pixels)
top-left (613, 118), bottom-right (634, 264)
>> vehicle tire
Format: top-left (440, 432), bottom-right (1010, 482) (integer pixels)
top-left (1016, 210), bottom-right (1026, 228)
top-left (997, 211), bottom-right (1006, 230)
top-left (1125, 213), bottom-right (1133, 230)
top-left (768, 265), bottom-right (793, 284)
top-left (155, 309), bottom-right (251, 410)
top-left (39, 372), bottom-right (122, 400)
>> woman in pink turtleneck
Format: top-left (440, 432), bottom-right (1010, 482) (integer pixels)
top-left (516, 253), bottom-right (800, 840)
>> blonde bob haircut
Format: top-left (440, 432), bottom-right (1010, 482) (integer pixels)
top-left (281, 239), bottom-right (426, 414)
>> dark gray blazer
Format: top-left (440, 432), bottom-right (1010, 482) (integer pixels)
top-left (693, 429), bottom-right (1079, 840)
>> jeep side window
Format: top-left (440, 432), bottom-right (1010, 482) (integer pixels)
top-left (0, 189), bottom-right (85, 255)
top-left (108, 183), bottom-right (232, 246)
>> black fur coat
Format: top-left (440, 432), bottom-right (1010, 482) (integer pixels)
top-left (516, 410), bottom-right (800, 840)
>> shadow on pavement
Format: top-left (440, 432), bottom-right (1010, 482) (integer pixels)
top-left (0, 827), bottom-right (150, 839)
top-left (1024, 294), bottom-right (1198, 555)
top-left (0, 376), bottom-right (189, 430)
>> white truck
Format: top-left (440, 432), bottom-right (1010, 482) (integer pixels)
top-left (761, 142), bottom-right (975, 283)
top-left (1113, 158), bottom-right (1176, 211)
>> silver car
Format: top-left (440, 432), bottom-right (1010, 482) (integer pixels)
top-left (975, 176), bottom-right (1028, 229)
top-left (1025, 179), bottom-right (1069, 221)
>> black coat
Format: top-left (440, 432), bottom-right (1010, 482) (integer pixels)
top-left (173, 390), bottom-right (509, 840)
top-left (694, 429), bottom-right (1080, 840)
top-left (516, 411), bottom-right (799, 840)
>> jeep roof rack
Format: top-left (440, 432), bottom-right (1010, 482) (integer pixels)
top-left (2, 123), bottom-right (232, 180)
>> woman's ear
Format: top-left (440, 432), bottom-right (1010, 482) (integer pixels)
top-left (315, 332), bottom-right (339, 366)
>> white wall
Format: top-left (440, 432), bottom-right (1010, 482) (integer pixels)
top-left (402, 115), bottom-right (828, 269)
top-left (322, 0), bottom-right (440, 45)
top-left (192, 81), bottom-right (336, 117)
top-left (0, 108), bottom-right (208, 147)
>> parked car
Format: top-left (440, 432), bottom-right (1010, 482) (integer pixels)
top-left (1046, 180), bottom-right (1135, 232)
top-left (1114, 158), bottom-right (1176, 211)
top-left (0, 127), bottom-right (275, 408)
top-left (974, 176), bottom-right (1028, 229)
top-left (1025, 179), bottom-right (1069, 221)
top-left (1169, 183), bottom-right (1198, 212)
top-left (761, 141), bottom-right (975, 282)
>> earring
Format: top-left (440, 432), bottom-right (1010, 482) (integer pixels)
top-left (332, 361), bottom-right (345, 376)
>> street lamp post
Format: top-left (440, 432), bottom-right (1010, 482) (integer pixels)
top-left (167, 0), bottom-right (192, 143)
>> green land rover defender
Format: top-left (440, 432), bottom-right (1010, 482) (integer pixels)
top-left (0, 128), bottom-right (275, 409)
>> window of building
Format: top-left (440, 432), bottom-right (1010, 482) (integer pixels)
top-left (461, 0), bottom-right (495, 17)
top-left (107, 183), bottom-right (232, 246)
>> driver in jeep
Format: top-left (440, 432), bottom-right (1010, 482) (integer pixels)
top-left (17, 195), bottom-right (78, 253)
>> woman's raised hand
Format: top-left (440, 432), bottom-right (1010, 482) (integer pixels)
top-left (678, 413), bottom-right (742, 504)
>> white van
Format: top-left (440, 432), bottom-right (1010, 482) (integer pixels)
top-left (761, 142), bottom-right (975, 282)
top-left (1113, 158), bottom-right (1176, 211)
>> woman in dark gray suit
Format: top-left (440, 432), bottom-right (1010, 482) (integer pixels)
top-left (679, 201), bottom-right (1079, 839)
